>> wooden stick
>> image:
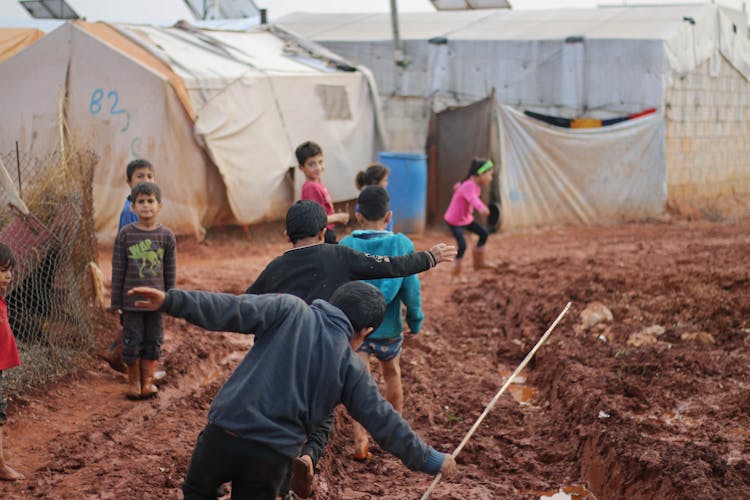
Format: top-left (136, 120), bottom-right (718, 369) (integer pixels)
top-left (421, 302), bottom-right (571, 500)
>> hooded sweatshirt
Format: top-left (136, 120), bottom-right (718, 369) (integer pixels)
top-left (340, 230), bottom-right (423, 338)
top-left (160, 289), bottom-right (445, 474)
top-left (444, 178), bottom-right (488, 227)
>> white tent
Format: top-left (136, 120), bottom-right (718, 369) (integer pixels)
top-left (280, 5), bottom-right (750, 228)
top-left (0, 21), bottom-right (385, 238)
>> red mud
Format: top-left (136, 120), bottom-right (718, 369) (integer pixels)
top-left (1, 220), bottom-right (749, 499)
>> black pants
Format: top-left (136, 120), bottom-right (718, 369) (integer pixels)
top-left (182, 423), bottom-right (291, 500)
top-left (324, 228), bottom-right (338, 244)
top-left (121, 310), bottom-right (163, 364)
top-left (449, 221), bottom-right (489, 259)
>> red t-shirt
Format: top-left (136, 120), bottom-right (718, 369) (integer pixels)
top-left (301, 180), bottom-right (334, 230)
top-left (0, 296), bottom-right (21, 371)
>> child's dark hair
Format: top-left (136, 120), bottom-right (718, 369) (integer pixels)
top-left (329, 281), bottom-right (386, 333)
top-left (355, 163), bottom-right (390, 190)
top-left (126, 159), bottom-right (154, 182)
top-left (462, 157), bottom-right (493, 182)
top-left (295, 141), bottom-right (323, 166)
top-left (131, 182), bottom-right (162, 203)
top-left (357, 186), bottom-right (390, 222)
top-left (0, 243), bottom-right (15, 269)
top-left (285, 200), bottom-right (327, 244)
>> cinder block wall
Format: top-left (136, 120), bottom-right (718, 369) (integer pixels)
top-left (665, 56), bottom-right (750, 218)
top-left (381, 96), bottom-right (431, 153)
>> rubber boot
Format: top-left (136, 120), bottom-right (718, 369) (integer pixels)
top-left (103, 331), bottom-right (127, 374)
top-left (451, 258), bottom-right (463, 278)
top-left (126, 360), bottom-right (142, 400)
top-left (472, 246), bottom-right (496, 270)
top-left (140, 359), bottom-right (159, 398)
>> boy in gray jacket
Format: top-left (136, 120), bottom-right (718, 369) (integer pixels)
top-left (129, 282), bottom-right (456, 499)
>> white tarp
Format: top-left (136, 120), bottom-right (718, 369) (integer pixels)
top-left (0, 21), bottom-right (385, 238)
top-left (120, 24), bottom-right (385, 222)
top-left (498, 105), bottom-right (666, 229)
top-left (0, 22), bottom-right (229, 239)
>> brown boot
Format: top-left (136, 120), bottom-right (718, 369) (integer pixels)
top-left (472, 246), bottom-right (496, 270)
top-left (103, 331), bottom-right (127, 374)
top-left (140, 359), bottom-right (159, 398)
top-left (126, 360), bottom-right (142, 400)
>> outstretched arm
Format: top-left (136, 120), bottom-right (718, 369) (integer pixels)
top-left (129, 287), bottom-right (297, 338)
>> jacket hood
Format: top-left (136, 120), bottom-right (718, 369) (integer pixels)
top-left (311, 299), bottom-right (354, 340)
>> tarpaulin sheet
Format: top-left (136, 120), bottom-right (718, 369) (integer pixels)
top-left (498, 104), bottom-right (666, 229)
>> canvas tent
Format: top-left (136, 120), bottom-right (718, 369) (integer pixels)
top-left (0, 20), bottom-right (385, 238)
top-left (0, 25), bottom-right (42, 62)
top-left (280, 5), bottom-right (750, 229)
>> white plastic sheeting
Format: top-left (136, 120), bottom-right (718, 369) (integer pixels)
top-left (499, 105), bottom-right (666, 229)
top-left (280, 5), bottom-right (750, 115)
top-left (0, 21), bottom-right (385, 238)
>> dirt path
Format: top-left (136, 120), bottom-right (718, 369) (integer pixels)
top-left (1, 220), bottom-right (749, 499)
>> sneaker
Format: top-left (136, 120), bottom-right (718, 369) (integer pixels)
top-left (289, 455), bottom-right (314, 498)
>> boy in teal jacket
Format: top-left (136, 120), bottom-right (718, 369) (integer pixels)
top-left (340, 186), bottom-right (424, 461)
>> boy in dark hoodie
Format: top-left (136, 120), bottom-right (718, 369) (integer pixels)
top-left (340, 186), bottom-right (423, 461)
top-left (128, 282), bottom-right (457, 499)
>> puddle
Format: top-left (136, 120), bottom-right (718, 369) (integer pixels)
top-left (500, 370), bottom-right (537, 404)
top-left (527, 484), bottom-right (597, 499)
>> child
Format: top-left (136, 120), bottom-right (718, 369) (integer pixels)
top-left (444, 157), bottom-right (495, 278)
top-left (129, 282), bottom-right (457, 499)
top-left (340, 186), bottom-right (423, 461)
top-left (355, 162), bottom-right (389, 190)
top-left (354, 162), bottom-right (393, 231)
top-left (296, 141), bottom-right (349, 244)
top-left (104, 159), bottom-right (156, 374)
top-left (0, 244), bottom-right (23, 481)
top-left (119, 159), bottom-right (156, 232)
top-left (246, 199), bottom-right (456, 497)
top-left (111, 182), bottom-right (176, 399)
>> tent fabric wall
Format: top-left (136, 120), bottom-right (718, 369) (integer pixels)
top-left (499, 105), bottom-right (666, 229)
top-left (0, 22), bottom-right (230, 239)
top-left (0, 27), bottom-right (43, 62)
top-left (0, 21), bottom-right (385, 238)
top-left (116, 24), bottom-right (385, 221)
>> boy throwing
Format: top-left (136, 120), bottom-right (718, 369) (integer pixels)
top-left (129, 281), bottom-right (457, 499)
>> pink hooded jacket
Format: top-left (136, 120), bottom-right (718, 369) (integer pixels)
top-left (443, 178), bottom-right (488, 227)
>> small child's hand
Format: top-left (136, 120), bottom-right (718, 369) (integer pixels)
top-left (429, 243), bottom-right (457, 263)
top-left (479, 207), bottom-right (490, 217)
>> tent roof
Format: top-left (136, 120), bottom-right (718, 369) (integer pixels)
top-left (0, 26), bottom-right (42, 62)
top-left (277, 5), bottom-right (742, 42)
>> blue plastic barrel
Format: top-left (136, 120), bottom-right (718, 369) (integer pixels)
top-left (378, 152), bottom-right (427, 234)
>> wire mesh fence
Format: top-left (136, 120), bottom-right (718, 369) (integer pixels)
top-left (0, 147), bottom-right (99, 395)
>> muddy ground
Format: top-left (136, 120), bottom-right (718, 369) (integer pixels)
top-left (0, 219), bottom-right (748, 499)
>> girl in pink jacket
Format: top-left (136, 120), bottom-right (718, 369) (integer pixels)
top-left (443, 158), bottom-right (495, 278)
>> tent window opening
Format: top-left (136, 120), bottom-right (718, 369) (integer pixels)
top-left (316, 85), bottom-right (352, 120)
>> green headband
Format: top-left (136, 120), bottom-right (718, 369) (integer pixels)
top-left (477, 160), bottom-right (494, 174)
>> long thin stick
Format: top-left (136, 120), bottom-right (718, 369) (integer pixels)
top-left (421, 302), bottom-right (571, 500)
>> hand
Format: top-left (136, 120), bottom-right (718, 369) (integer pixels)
top-left (429, 243), bottom-right (457, 263)
top-left (479, 207), bottom-right (490, 217)
top-left (127, 287), bottom-right (166, 310)
top-left (330, 212), bottom-right (349, 225)
top-left (440, 454), bottom-right (456, 476)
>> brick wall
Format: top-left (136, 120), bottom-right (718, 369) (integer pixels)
top-left (665, 55), bottom-right (750, 218)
